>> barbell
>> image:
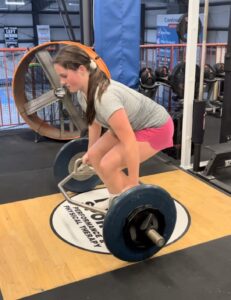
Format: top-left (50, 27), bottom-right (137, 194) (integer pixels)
top-left (54, 138), bottom-right (177, 262)
top-left (103, 185), bottom-right (176, 262)
top-left (53, 137), bottom-right (101, 193)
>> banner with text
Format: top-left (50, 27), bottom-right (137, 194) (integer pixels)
top-left (37, 25), bottom-right (51, 45)
top-left (4, 27), bottom-right (18, 48)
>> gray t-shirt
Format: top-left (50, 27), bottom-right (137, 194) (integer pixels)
top-left (77, 79), bottom-right (170, 130)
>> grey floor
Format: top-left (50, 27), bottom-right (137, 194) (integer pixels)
top-left (20, 236), bottom-right (231, 300)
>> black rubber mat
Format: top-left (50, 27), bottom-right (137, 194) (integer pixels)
top-left (0, 128), bottom-right (177, 203)
top-left (0, 129), bottom-right (65, 203)
top-left (0, 168), bottom-right (59, 202)
top-left (20, 236), bottom-right (231, 300)
top-left (0, 129), bottom-right (65, 174)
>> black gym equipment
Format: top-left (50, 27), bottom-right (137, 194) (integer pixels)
top-left (187, 3), bottom-right (231, 194)
top-left (191, 91), bottom-right (231, 194)
top-left (193, 141), bottom-right (231, 194)
top-left (213, 63), bottom-right (225, 78)
top-left (169, 62), bottom-right (200, 100)
top-left (138, 67), bottom-right (156, 99)
top-left (192, 100), bottom-right (206, 172)
top-left (103, 185), bottom-right (176, 262)
top-left (53, 137), bottom-right (101, 193)
top-left (203, 63), bottom-right (223, 117)
top-left (55, 140), bottom-right (177, 262)
top-left (155, 65), bottom-right (169, 80)
top-left (220, 7), bottom-right (231, 144)
top-left (213, 63), bottom-right (225, 102)
top-left (139, 62), bottom-right (200, 106)
top-left (204, 64), bottom-right (216, 83)
top-left (139, 66), bottom-right (173, 105)
top-left (190, 8), bottom-right (231, 194)
top-left (139, 67), bottom-right (156, 89)
top-left (176, 13), bottom-right (202, 43)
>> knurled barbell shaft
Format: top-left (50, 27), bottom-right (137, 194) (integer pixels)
top-left (146, 228), bottom-right (165, 248)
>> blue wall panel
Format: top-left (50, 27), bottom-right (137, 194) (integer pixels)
top-left (94, 0), bottom-right (140, 88)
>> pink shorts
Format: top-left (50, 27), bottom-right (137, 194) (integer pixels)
top-left (134, 117), bottom-right (174, 151)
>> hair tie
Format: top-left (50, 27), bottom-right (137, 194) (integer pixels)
top-left (90, 59), bottom-right (97, 70)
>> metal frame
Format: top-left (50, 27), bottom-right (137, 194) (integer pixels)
top-left (79, 0), bottom-right (92, 46)
top-left (180, 0), bottom-right (200, 169)
top-left (58, 158), bottom-right (107, 215)
top-left (220, 6), bottom-right (231, 142)
top-left (58, 158), bottom-right (167, 248)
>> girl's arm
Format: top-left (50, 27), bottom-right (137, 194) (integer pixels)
top-left (82, 121), bottom-right (102, 165)
top-left (108, 108), bottom-right (139, 188)
top-left (88, 120), bottom-right (102, 148)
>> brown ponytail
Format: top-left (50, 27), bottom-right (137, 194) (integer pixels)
top-left (87, 68), bottom-right (109, 124)
top-left (53, 45), bottom-right (110, 124)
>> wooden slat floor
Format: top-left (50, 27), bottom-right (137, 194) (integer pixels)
top-left (0, 169), bottom-right (231, 300)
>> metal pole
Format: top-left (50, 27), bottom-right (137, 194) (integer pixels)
top-left (79, 0), bottom-right (92, 46)
top-left (180, 0), bottom-right (200, 169)
top-left (60, 0), bottom-right (76, 41)
top-left (193, 0), bottom-right (209, 172)
top-left (198, 0), bottom-right (209, 100)
top-left (220, 6), bottom-right (231, 143)
top-left (56, 0), bottom-right (73, 40)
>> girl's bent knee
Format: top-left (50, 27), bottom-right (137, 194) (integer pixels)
top-left (99, 158), bottom-right (113, 176)
top-left (87, 148), bottom-right (99, 166)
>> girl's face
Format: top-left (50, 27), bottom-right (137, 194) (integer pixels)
top-left (54, 64), bottom-right (88, 93)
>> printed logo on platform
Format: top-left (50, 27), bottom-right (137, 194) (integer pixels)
top-left (50, 188), bottom-right (190, 254)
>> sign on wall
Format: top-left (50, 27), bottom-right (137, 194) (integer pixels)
top-left (4, 27), bottom-right (18, 48)
top-left (156, 14), bottom-right (182, 69)
top-left (156, 14), bottom-right (181, 45)
top-left (156, 14), bottom-right (203, 68)
top-left (36, 25), bottom-right (51, 45)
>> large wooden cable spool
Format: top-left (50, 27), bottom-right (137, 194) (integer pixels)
top-left (13, 41), bottom-right (110, 140)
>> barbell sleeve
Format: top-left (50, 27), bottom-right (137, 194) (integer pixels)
top-left (146, 228), bottom-right (165, 248)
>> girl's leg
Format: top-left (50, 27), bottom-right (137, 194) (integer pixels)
top-left (97, 141), bottom-right (157, 194)
top-left (87, 130), bottom-right (119, 167)
top-left (88, 130), bottom-right (157, 194)
top-left (88, 118), bottom-right (174, 194)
